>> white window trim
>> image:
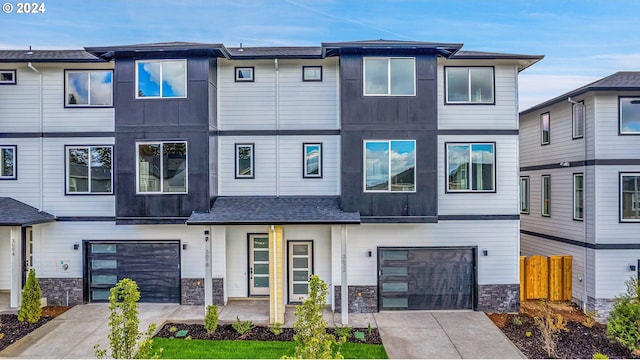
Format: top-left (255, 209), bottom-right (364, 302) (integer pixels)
top-left (135, 59), bottom-right (187, 99)
top-left (0, 70), bottom-right (16, 85)
top-left (235, 67), bottom-right (255, 82)
top-left (0, 145), bottom-right (16, 179)
top-left (572, 101), bottom-right (585, 139)
top-left (65, 145), bottom-right (113, 194)
top-left (541, 112), bottom-right (550, 145)
top-left (65, 70), bottom-right (114, 107)
top-left (135, 141), bottom-right (188, 194)
top-left (444, 66), bottom-right (495, 104)
top-left (363, 139), bottom-right (416, 193)
top-left (445, 143), bottom-right (496, 193)
top-left (620, 173), bottom-right (640, 222)
top-left (235, 143), bottom-right (255, 179)
top-left (363, 57), bottom-right (416, 96)
top-left (541, 175), bottom-right (551, 217)
top-left (620, 97), bottom-right (640, 135)
top-left (303, 143), bottom-right (322, 178)
top-left (520, 177), bottom-right (529, 214)
top-left (573, 173), bottom-right (583, 220)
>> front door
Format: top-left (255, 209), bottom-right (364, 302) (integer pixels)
top-left (249, 234), bottom-right (269, 296)
top-left (22, 227), bottom-right (32, 285)
top-left (288, 241), bottom-right (313, 302)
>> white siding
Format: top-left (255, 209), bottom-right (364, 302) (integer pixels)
top-left (595, 165), bottom-right (640, 243)
top-left (218, 137), bottom-right (277, 196)
top-left (0, 227), bottom-right (10, 289)
top-left (0, 138), bottom-right (41, 208)
top-left (438, 135), bottom-right (518, 215)
top-left (595, 250), bottom-right (640, 298)
top-left (277, 136), bottom-right (339, 195)
top-left (437, 61), bottom-right (518, 130)
top-left (594, 92), bottom-right (640, 159)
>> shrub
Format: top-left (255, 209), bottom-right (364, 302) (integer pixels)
top-left (582, 310), bottom-right (598, 328)
top-left (334, 325), bottom-right (352, 342)
top-left (593, 353), bottom-right (609, 359)
top-left (607, 276), bottom-right (640, 354)
top-left (512, 315), bottom-right (523, 326)
top-left (18, 268), bottom-right (42, 323)
top-left (270, 322), bottom-right (283, 336)
top-left (94, 278), bottom-right (161, 359)
top-left (534, 302), bottom-right (567, 358)
top-left (204, 305), bottom-right (219, 334)
top-left (232, 317), bottom-right (254, 335)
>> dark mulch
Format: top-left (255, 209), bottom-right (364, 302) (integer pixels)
top-left (0, 306), bottom-right (70, 352)
top-left (489, 312), bottom-right (638, 359)
top-left (156, 323), bottom-right (382, 345)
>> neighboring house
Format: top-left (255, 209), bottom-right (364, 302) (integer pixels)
top-left (0, 41), bottom-right (541, 324)
top-left (519, 72), bottom-right (640, 320)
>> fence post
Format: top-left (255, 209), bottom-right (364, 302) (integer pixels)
top-left (548, 256), bottom-right (563, 301)
top-left (562, 256), bottom-right (573, 301)
top-left (520, 256), bottom-right (526, 301)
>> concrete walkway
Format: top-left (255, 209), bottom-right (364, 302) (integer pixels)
top-left (0, 304), bottom-right (523, 359)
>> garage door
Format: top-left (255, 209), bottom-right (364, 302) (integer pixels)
top-left (378, 247), bottom-right (475, 310)
top-left (85, 241), bottom-right (180, 303)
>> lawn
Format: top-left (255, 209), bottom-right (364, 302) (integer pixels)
top-left (151, 338), bottom-right (388, 359)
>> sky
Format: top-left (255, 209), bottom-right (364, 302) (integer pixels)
top-left (1, 0), bottom-right (638, 110)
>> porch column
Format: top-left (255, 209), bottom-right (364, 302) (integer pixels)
top-left (340, 224), bottom-right (348, 325)
top-left (204, 227), bottom-right (212, 306)
top-left (269, 225), bottom-right (285, 325)
top-left (10, 226), bottom-right (22, 308)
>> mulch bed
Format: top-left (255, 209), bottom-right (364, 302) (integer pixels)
top-left (0, 306), bottom-right (70, 352)
top-left (156, 323), bottom-right (382, 345)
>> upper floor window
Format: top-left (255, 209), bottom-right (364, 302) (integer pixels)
top-left (136, 60), bottom-right (187, 98)
top-left (446, 143), bottom-right (495, 192)
top-left (235, 67), bottom-right (254, 82)
top-left (66, 146), bottom-right (112, 194)
top-left (235, 143), bottom-right (254, 179)
top-left (541, 112), bottom-right (550, 145)
top-left (0, 70), bottom-right (16, 85)
top-left (572, 101), bottom-right (585, 139)
top-left (137, 141), bottom-right (187, 193)
top-left (574, 173), bottom-right (583, 220)
top-left (621, 173), bottom-right (640, 222)
top-left (303, 66), bottom-right (322, 82)
top-left (303, 143), bottom-right (322, 178)
top-left (364, 140), bottom-right (415, 192)
top-left (445, 67), bottom-right (494, 104)
top-left (363, 58), bottom-right (415, 96)
top-left (65, 70), bottom-right (113, 107)
top-left (520, 177), bottom-right (529, 214)
top-left (620, 97), bottom-right (640, 134)
top-left (542, 175), bottom-right (551, 216)
top-left (0, 145), bottom-right (16, 180)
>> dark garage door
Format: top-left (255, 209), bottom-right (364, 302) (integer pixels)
top-left (378, 247), bottom-right (475, 310)
top-left (86, 241), bottom-right (180, 303)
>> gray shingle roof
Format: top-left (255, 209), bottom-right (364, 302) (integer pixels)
top-left (0, 50), bottom-right (102, 62)
top-left (0, 197), bottom-right (55, 225)
top-left (187, 196), bottom-right (360, 225)
top-left (521, 71), bottom-right (640, 115)
top-left (454, 50), bottom-right (544, 60)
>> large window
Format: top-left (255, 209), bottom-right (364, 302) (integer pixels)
top-left (446, 143), bottom-right (495, 192)
top-left (0, 145), bottom-right (16, 179)
top-left (620, 97), bottom-right (640, 134)
top-left (541, 112), bottom-right (550, 145)
top-left (621, 173), bottom-right (640, 222)
top-left (235, 144), bottom-right (254, 179)
top-left (136, 60), bottom-right (187, 98)
top-left (364, 140), bottom-right (416, 192)
top-left (137, 142), bottom-right (187, 193)
top-left (303, 143), bottom-right (322, 178)
top-left (65, 70), bottom-right (113, 107)
top-left (542, 175), bottom-right (551, 216)
top-left (574, 173), bottom-right (583, 220)
top-left (363, 58), bottom-right (415, 96)
top-left (66, 146), bottom-right (112, 194)
top-left (445, 67), bottom-right (494, 104)
top-left (520, 177), bottom-right (529, 214)
top-left (573, 101), bottom-right (585, 139)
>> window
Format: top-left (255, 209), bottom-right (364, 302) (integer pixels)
top-left (520, 177), bottom-right (529, 214)
top-left (65, 70), bottom-right (113, 107)
top-left (364, 140), bottom-right (415, 192)
top-left (445, 67), bottom-right (494, 104)
top-left (136, 60), bottom-right (186, 98)
top-left (66, 146), bottom-right (112, 194)
top-left (235, 143), bottom-right (254, 179)
top-left (541, 112), bottom-right (550, 145)
top-left (446, 143), bottom-right (495, 192)
top-left (542, 175), bottom-right (551, 216)
top-left (572, 101), bottom-right (585, 139)
top-left (621, 173), bottom-right (640, 222)
top-left (303, 66), bottom-right (322, 81)
top-left (137, 142), bottom-right (187, 193)
top-left (0, 146), bottom-right (16, 179)
top-left (303, 143), bottom-right (322, 178)
top-left (0, 70), bottom-right (16, 85)
top-left (574, 173), bottom-right (583, 220)
top-left (235, 67), bottom-right (254, 82)
top-left (363, 58), bottom-right (415, 96)
top-left (620, 97), bottom-right (640, 134)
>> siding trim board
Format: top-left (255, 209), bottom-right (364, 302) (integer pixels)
top-left (56, 217), bottom-right (116, 222)
top-left (521, 159), bottom-right (640, 171)
top-left (214, 130), bottom-right (341, 136)
top-left (0, 132), bottom-right (116, 138)
top-left (521, 229), bottom-right (640, 249)
top-left (438, 130), bottom-right (518, 136)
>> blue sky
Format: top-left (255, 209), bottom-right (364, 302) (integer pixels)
top-left (1, 0), bottom-right (638, 109)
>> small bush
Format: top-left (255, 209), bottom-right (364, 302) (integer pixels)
top-left (18, 268), bottom-right (42, 323)
top-left (534, 302), bottom-right (567, 358)
top-left (607, 276), bottom-right (640, 353)
top-left (232, 317), bottom-right (254, 335)
top-left (204, 305), bottom-right (219, 334)
top-left (512, 315), bottom-right (523, 326)
top-left (593, 353), bottom-right (609, 359)
top-left (270, 322), bottom-right (283, 336)
top-left (582, 310), bottom-right (598, 328)
top-left (334, 325), bottom-right (353, 342)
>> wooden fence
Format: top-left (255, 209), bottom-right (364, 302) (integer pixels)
top-left (520, 255), bottom-right (572, 301)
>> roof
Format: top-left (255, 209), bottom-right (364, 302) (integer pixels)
top-left (187, 196), bottom-right (360, 225)
top-left (322, 39), bottom-right (463, 57)
top-left (0, 197), bottom-right (56, 226)
top-left (521, 71), bottom-right (640, 115)
top-left (85, 42), bottom-right (230, 60)
top-left (227, 46), bottom-right (322, 59)
top-left (0, 50), bottom-right (103, 63)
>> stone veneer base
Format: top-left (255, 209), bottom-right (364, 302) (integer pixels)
top-left (39, 278), bottom-right (83, 306)
top-left (334, 286), bottom-right (377, 313)
top-left (181, 278), bottom-right (225, 306)
top-left (477, 284), bottom-right (520, 313)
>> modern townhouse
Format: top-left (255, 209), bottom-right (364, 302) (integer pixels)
top-left (519, 72), bottom-right (640, 320)
top-left (0, 40), bottom-right (541, 324)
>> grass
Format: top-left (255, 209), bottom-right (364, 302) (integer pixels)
top-left (151, 338), bottom-right (388, 359)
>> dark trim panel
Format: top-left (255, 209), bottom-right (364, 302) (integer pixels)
top-left (521, 158), bottom-right (640, 171)
top-left (439, 214), bottom-right (519, 220)
top-left (521, 229), bottom-right (640, 249)
top-left (215, 130), bottom-right (340, 136)
top-left (116, 217), bottom-right (188, 225)
top-left (57, 216), bottom-right (116, 222)
top-left (437, 129), bottom-right (518, 136)
top-left (0, 132), bottom-right (115, 138)
top-left (361, 216), bottom-right (438, 223)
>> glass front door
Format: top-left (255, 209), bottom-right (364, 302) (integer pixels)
top-left (249, 234), bottom-right (270, 296)
top-left (288, 241), bottom-right (313, 302)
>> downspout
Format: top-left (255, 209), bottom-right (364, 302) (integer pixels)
top-left (271, 225), bottom-right (277, 322)
top-left (27, 62), bottom-right (44, 211)
top-left (583, 100), bottom-right (588, 311)
top-left (274, 59), bottom-right (280, 197)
